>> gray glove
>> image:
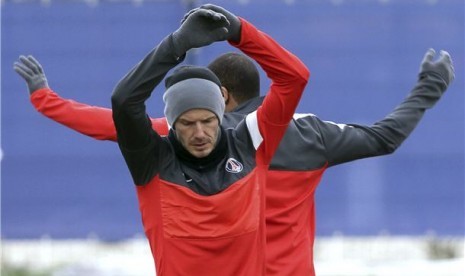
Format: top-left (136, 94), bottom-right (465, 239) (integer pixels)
top-left (419, 48), bottom-right (455, 87)
top-left (172, 8), bottom-right (230, 57)
top-left (182, 4), bottom-right (241, 43)
top-left (201, 4), bottom-right (241, 43)
top-left (13, 55), bottom-right (49, 95)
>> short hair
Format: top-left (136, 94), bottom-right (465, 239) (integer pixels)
top-left (165, 65), bottom-right (221, 89)
top-left (207, 52), bottom-right (260, 104)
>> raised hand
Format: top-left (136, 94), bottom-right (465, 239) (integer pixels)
top-left (172, 8), bottom-right (230, 57)
top-left (13, 55), bottom-right (49, 94)
top-left (182, 4), bottom-right (241, 43)
top-left (199, 4), bottom-right (242, 43)
top-left (419, 48), bottom-right (455, 86)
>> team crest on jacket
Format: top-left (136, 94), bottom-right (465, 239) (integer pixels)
top-left (225, 158), bottom-right (243, 173)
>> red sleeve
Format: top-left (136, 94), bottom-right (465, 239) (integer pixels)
top-left (150, 117), bottom-right (170, 137)
top-left (231, 19), bottom-right (310, 164)
top-left (30, 88), bottom-right (169, 141)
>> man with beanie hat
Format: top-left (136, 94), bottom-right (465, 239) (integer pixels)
top-left (162, 65), bottom-right (225, 158)
top-left (110, 5), bottom-right (309, 276)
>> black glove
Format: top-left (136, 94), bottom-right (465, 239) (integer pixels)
top-left (172, 9), bottom-right (230, 57)
top-left (13, 55), bottom-right (49, 95)
top-left (182, 4), bottom-right (241, 43)
top-left (419, 48), bottom-right (455, 87)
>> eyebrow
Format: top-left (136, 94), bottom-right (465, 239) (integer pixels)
top-left (202, 116), bottom-right (217, 121)
top-left (179, 115), bottom-right (217, 123)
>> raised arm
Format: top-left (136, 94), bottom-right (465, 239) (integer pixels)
top-left (31, 89), bottom-right (170, 140)
top-left (13, 56), bottom-right (169, 141)
top-left (111, 35), bottom-right (183, 149)
top-left (30, 88), bottom-right (123, 141)
top-left (111, 9), bottom-right (229, 185)
top-left (111, 9), bottom-right (229, 150)
top-left (235, 18), bottom-right (309, 122)
top-left (201, 4), bottom-right (309, 163)
top-left (318, 48), bottom-right (455, 166)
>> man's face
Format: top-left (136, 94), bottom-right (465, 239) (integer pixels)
top-left (174, 109), bottom-right (220, 158)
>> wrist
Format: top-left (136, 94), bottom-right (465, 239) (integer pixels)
top-left (229, 17), bottom-right (242, 43)
top-left (171, 31), bottom-right (188, 58)
top-left (228, 17), bottom-right (245, 45)
top-left (29, 87), bottom-right (50, 97)
top-left (419, 71), bottom-right (449, 90)
top-left (229, 25), bottom-right (242, 43)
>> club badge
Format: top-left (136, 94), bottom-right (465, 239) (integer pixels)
top-left (225, 157), bottom-right (243, 173)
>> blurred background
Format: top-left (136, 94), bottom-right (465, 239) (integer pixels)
top-left (2, 0), bottom-right (464, 275)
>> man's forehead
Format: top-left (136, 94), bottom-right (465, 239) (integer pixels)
top-left (178, 109), bottom-right (217, 121)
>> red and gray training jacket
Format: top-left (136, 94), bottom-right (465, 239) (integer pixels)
top-left (110, 18), bottom-right (309, 276)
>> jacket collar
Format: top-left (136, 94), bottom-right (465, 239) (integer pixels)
top-left (231, 96), bottom-right (265, 114)
top-left (168, 126), bottom-right (227, 171)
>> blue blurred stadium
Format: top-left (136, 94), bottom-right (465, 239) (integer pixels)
top-left (2, 0), bottom-right (464, 240)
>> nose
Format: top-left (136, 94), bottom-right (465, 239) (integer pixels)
top-left (192, 122), bottom-right (206, 138)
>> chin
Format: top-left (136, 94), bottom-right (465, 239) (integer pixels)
top-left (193, 152), bottom-right (209, 158)
top-left (192, 149), bottom-right (212, 158)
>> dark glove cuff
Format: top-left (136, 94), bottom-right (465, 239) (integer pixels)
top-left (228, 17), bottom-right (242, 43)
top-left (170, 32), bottom-right (188, 59)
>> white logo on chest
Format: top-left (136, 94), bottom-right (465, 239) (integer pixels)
top-left (225, 158), bottom-right (243, 173)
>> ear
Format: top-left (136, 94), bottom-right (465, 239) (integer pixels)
top-left (222, 86), bottom-right (240, 112)
top-left (221, 86), bottom-right (229, 104)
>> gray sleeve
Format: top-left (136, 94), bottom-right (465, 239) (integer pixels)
top-left (111, 34), bottom-right (184, 185)
top-left (111, 34), bottom-right (184, 150)
top-left (319, 72), bottom-right (449, 167)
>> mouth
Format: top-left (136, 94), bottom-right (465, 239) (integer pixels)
top-left (192, 142), bottom-right (208, 150)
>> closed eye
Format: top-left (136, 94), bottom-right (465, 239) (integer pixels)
top-left (179, 120), bottom-right (194, 127)
top-left (202, 118), bottom-right (215, 124)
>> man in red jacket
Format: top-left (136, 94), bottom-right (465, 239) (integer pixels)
top-left (15, 5), bottom-right (454, 276)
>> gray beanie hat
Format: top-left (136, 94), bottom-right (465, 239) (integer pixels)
top-left (163, 66), bottom-right (225, 127)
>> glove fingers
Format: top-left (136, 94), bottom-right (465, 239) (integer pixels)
top-left (195, 8), bottom-right (214, 19)
top-left (439, 50), bottom-right (454, 67)
top-left (181, 7), bottom-right (199, 24)
top-left (439, 50), bottom-right (455, 82)
top-left (438, 50), bottom-right (454, 69)
top-left (188, 9), bottom-right (230, 27)
top-left (181, 7), bottom-right (227, 24)
top-left (27, 55), bottom-right (44, 74)
top-left (422, 48), bottom-right (436, 64)
top-left (210, 27), bottom-right (229, 41)
top-left (195, 9), bottom-right (224, 22)
top-left (211, 13), bottom-right (230, 27)
top-left (210, 12), bottom-right (229, 24)
top-left (13, 62), bottom-right (33, 79)
top-left (19, 55), bottom-right (41, 75)
top-left (200, 4), bottom-right (223, 13)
